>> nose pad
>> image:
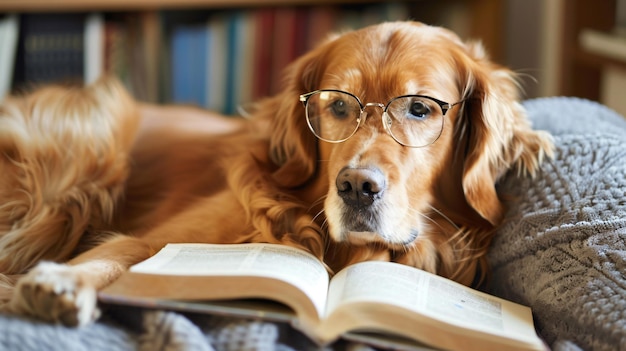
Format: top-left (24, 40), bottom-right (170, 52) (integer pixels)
top-left (382, 111), bottom-right (393, 134)
top-left (358, 110), bottom-right (368, 127)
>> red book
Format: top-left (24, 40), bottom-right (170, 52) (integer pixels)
top-left (305, 6), bottom-right (338, 52)
top-left (269, 7), bottom-right (298, 95)
top-left (252, 9), bottom-right (275, 100)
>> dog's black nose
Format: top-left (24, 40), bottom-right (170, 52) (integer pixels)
top-left (336, 167), bottom-right (386, 207)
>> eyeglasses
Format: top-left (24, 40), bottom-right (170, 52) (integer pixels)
top-left (299, 89), bottom-right (464, 148)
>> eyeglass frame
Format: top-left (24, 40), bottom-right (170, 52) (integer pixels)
top-left (299, 89), bottom-right (465, 148)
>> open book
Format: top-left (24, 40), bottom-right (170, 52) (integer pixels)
top-left (99, 243), bottom-right (546, 351)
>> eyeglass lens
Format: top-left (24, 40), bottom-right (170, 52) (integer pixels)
top-left (304, 91), bottom-right (444, 147)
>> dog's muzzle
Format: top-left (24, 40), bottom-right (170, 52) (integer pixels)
top-left (333, 166), bottom-right (418, 246)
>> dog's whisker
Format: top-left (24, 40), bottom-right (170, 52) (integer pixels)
top-left (409, 205), bottom-right (483, 258)
top-left (416, 206), bottom-right (481, 257)
top-left (312, 208), bottom-right (326, 226)
top-left (307, 195), bottom-right (327, 213)
top-left (406, 205), bottom-right (450, 237)
top-left (450, 228), bottom-right (486, 255)
top-left (425, 205), bottom-right (461, 232)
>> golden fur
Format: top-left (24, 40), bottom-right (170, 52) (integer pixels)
top-left (0, 21), bottom-right (553, 326)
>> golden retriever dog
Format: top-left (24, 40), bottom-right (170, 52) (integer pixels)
top-left (0, 21), bottom-right (552, 326)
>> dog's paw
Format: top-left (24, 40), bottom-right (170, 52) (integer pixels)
top-left (9, 261), bottom-right (100, 327)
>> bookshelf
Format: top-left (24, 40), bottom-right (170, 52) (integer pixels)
top-left (0, 0), bottom-right (505, 115)
top-left (0, 0), bottom-right (381, 12)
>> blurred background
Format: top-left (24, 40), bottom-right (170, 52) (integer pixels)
top-left (1, 0), bottom-right (624, 116)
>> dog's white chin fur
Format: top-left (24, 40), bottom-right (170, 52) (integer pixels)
top-left (345, 231), bottom-right (398, 246)
top-left (345, 231), bottom-right (378, 245)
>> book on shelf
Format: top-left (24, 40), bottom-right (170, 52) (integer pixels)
top-left (252, 8), bottom-right (275, 101)
top-left (102, 18), bottom-right (129, 91)
top-left (171, 22), bottom-right (209, 107)
top-left (206, 15), bottom-right (228, 114)
top-left (13, 13), bottom-right (86, 90)
top-left (268, 7), bottom-right (299, 96)
top-left (123, 11), bottom-right (161, 103)
top-left (0, 14), bottom-right (19, 100)
top-left (99, 243), bottom-right (547, 351)
top-left (224, 11), bottom-right (256, 115)
top-left (305, 6), bottom-right (338, 51)
top-left (84, 13), bottom-right (104, 85)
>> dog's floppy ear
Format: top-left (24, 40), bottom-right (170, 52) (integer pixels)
top-left (263, 37), bottom-right (335, 188)
top-left (457, 42), bottom-right (553, 225)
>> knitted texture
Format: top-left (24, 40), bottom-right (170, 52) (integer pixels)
top-left (488, 97), bottom-right (626, 351)
top-left (0, 314), bottom-right (137, 351)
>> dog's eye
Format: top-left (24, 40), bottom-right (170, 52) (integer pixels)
top-left (408, 101), bottom-right (430, 119)
top-left (330, 99), bottom-right (350, 119)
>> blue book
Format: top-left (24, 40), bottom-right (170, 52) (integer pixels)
top-left (171, 24), bottom-right (208, 107)
top-left (224, 13), bottom-right (240, 115)
top-left (222, 11), bottom-right (256, 116)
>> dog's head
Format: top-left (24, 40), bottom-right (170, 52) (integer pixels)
top-left (264, 21), bottom-right (553, 283)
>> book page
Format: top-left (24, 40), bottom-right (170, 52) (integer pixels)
top-left (326, 261), bottom-right (537, 340)
top-left (130, 243), bottom-right (329, 316)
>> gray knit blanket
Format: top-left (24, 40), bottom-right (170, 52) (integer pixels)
top-left (489, 97), bottom-right (626, 351)
top-left (1, 97), bottom-right (625, 351)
